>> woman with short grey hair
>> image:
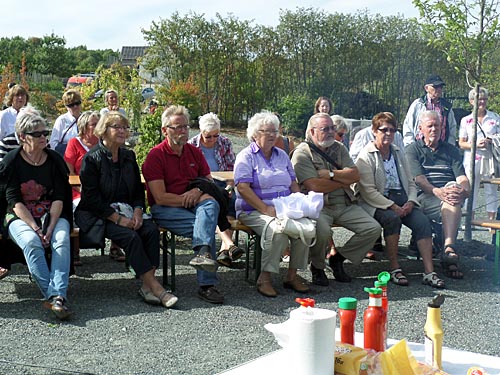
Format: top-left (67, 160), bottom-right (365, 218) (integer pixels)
top-left (246, 111), bottom-right (280, 142)
top-left (1, 108), bottom-right (74, 319)
top-left (100, 89), bottom-right (126, 117)
top-left (188, 112), bottom-right (243, 266)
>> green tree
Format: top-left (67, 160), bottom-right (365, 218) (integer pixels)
top-left (413, 0), bottom-right (500, 240)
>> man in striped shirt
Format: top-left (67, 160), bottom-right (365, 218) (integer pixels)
top-left (406, 110), bottom-right (470, 279)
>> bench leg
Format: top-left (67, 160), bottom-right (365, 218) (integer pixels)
top-left (161, 230), bottom-right (176, 292)
top-left (495, 230), bottom-right (500, 285)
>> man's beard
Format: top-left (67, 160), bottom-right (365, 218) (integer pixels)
top-left (318, 138), bottom-right (335, 148)
top-left (171, 136), bottom-right (187, 146)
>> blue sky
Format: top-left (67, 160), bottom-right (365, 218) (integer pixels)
top-left (5, 0), bottom-right (420, 50)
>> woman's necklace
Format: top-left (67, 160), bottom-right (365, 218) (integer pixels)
top-left (22, 150), bottom-right (43, 165)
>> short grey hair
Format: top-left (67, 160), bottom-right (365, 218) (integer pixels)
top-left (418, 110), bottom-right (440, 125)
top-left (77, 111), bottom-right (100, 136)
top-left (15, 106), bottom-right (46, 142)
top-left (104, 89), bottom-right (119, 103)
top-left (331, 115), bottom-right (349, 132)
top-left (246, 111), bottom-right (279, 142)
top-left (468, 87), bottom-right (489, 101)
top-left (161, 105), bottom-right (190, 128)
top-left (305, 113), bottom-right (332, 142)
top-left (199, 112), bottom-right (221, 133)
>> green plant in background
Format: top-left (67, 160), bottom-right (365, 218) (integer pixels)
top-left (274, 93), bottom-right (313, 137)
top-left (157, 75), bottom-right (201, 120)
top-left (135, 110), bottom-right (163, 167)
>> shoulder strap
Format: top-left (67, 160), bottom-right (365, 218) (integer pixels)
top-left (306, 141), bottom-right (341, 170)
top-left (59, 119), bottom-right (77, 144)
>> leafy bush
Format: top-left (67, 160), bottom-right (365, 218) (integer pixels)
top-left (274, 94), bottom-right (313, 137)
top-left (134, 110), bottom-right (163, 167)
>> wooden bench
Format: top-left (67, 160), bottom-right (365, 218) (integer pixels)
top-left (158, 219), bottom-right (263, 291)
top-left (471, 219), bottom-right (500, 284)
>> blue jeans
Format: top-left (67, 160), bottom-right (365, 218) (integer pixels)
top-left (151, 199), bottom-right (220, 286)
top-left (8, 218), bottom-right (71, 300)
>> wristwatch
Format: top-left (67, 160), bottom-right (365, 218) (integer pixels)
top-left (329, 171), bottom-right (335, 180)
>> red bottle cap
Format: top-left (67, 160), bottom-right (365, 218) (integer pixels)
top-left (295, 297), bottom-right (315, 307)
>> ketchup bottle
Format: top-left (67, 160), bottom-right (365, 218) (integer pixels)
top-left (375, 271), bottom-right (390, 349)
top-left (338, 297), bottom-right (357, 345)
top-left (363, 287), bottom-right (386, 352)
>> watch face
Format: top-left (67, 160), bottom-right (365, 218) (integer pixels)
top-left (329, 171), bottom-right (334, 178)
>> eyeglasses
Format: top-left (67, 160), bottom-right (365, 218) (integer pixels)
top-left (109, 125), bottom-right (130, 131)
top-left (25, 130), bottom-right (51, 138)
top-left (336, 132), bottom-right (345, 138)
top-left (315, 126), bottom-right (336, 133)
top-left (258, 129), bottom-right (279, 135)
top-left (377, 127), bottom-right (397, 134)
top-left (166, 125), bottom-right (190, 132)
top-left (66, 101), bottom-right (82, 108)
top-left (204, 134), bottom-right (220, 139)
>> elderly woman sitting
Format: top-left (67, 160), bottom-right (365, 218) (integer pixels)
top-left (356, 112), bottom-right (445, 288)
top-left (188, 112), bottom-right (244, 266)
top-left (234, 111), bottom-right (310, 297)
top-left (0, 108), bottom-right (74, 319)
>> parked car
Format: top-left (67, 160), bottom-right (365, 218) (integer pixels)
top-left (141, 87), bottom-right (155, 101)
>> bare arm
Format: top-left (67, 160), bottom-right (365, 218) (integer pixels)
top-left (303, 167), bottom-right (359, 193)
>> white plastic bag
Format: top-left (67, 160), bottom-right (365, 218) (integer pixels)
top-left (272, 191), bottom-right (324, 220)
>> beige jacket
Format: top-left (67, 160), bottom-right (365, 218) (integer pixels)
top-left (355, 142), bottom-right (419, 216)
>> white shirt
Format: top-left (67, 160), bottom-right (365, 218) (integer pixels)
top-left (0, 107), bottom-right (19, 140)
top-left (49, 112), bottom-right (79, 149)
top-left (100, 107), bottom-right (127, 117)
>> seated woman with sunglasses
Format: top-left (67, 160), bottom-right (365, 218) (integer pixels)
top-left (0, 108), bottom-right (74, 319)
top-left (188, 112), bottom-right (244, 267)
top-left (49, 90), bottom-right (82, 156)
top-left (355, 112), bottom-right (445, 288)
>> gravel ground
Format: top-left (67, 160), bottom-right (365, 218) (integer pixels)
top-left (1, 131), bottom-right (499, 375)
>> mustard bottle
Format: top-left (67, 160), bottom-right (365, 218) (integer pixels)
top-left (424, 294), bottom-right (445, 370)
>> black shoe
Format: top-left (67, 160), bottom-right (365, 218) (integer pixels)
top-left (328, 253), bottom-right (352, 283)
top-left (198, 286), bottom-right (224, 304)
top-left (310, 264), bottom-right (329, 286)
top-left (44, 296), bottom-right (73, 320)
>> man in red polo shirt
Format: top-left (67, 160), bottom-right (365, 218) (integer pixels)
top-left (142, 105), bottom-right (223, 304)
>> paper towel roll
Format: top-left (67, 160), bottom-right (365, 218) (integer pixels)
top-left (287, 307), bottom-right (336, 375)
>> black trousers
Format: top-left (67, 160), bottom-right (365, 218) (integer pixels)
top-left (105, 219), bottom-right (160, 277)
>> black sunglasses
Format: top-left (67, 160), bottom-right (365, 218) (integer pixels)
top-left (25, 130), bottom-right (51, 138)
top-left (66, 101), bottom-right (82, 108)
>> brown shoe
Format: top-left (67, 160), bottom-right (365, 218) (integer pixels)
top-left (283, 276), bottom-right (310, 293)
top-left (257, 280), bottom-right (277, 297)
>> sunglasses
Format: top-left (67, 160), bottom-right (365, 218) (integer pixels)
top-left (336, 132), bottom-right (345, 138)
top-left (377, 128), bottom-right (397, 134)
top-left (204, 134), bottom-right (220, 139)
top-left (67, 101), bottom-right (82, 108)
top-left (25, 130), bottom-right (51, 138)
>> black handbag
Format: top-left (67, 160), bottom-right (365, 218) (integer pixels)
top-left (74, 209), bottom-right (105, 249)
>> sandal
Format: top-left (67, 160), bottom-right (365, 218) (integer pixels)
top-left (216, 250), bottom-right (232, 267)
top-left (422, 272), bottom-right (446, 289)
top-left (442, 263), bottom-right (464, 279)
top-left (390, 268), bottom-right (409, 286)
top-left (0, 267), bottom-right (9, 280)
top-left (228, 245), bottom-right (245, 261)
top-left (441, 244), bottom-right (459, 266)
top-left (109, 246), bottom-right (126, 262)
top-left (158, 290), bottom-right (178, 308)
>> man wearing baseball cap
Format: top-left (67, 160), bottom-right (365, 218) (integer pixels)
top-left (402, 74), bottom-right (457, 147)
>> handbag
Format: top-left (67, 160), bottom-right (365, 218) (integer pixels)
top-left (261, 217), bottom-right (317, 248)
top-left (54, 119), bottom-right (77, 156)
top-left (74, 209), bottom-right (105, 249)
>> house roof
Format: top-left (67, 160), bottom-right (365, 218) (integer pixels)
top-left (120, 46), bottom-right (148, 65)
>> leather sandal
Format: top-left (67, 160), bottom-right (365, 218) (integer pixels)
top-left (228, 245), bottom-right (245, 261)
top-left (158, 290), bottom-right (178, 308)
top-left (109, 246), bottom-right (126, 262)
top-left (390, 268), bottom-right (409, 286)
top-left (422, 272), bottom-right (446, 289)
top-left (442, 244), bottom-right (459, 266)
top-left (257, 280), bottom-right (277, 298)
